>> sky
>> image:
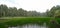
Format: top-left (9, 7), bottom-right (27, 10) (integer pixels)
top-left (0, 0), bottom-right (60, 12)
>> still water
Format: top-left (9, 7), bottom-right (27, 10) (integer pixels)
top-left (8, 23), bottom-right (48, 28)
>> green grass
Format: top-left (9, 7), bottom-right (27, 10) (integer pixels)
top-left (0, 17), bottom-right (60, 28)
top-left (4, 17), bottom-right (51, 26)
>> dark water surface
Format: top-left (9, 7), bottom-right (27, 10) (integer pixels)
top-left (8, 23), bottom-right (48, 28)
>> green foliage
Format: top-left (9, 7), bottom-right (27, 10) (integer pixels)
top-left (0, 4), bottom-right (60, 17)
top-left (0, 23), bottom-right (8, 28)
top-left (46, 5), bottom-right (60, 17)
top-left (0, 4), bottom-right (41, 17)
top-left (0, 4), bottom-right (8, 17)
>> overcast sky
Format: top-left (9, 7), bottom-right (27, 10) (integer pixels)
top-left (0, 0), bottom-right (60, 12)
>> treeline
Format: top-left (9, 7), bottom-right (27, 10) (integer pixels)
top-left (0, 4), bottom-right (60, 17)
top-left (46, 5), bottom-right (60, 17)
top-left (0, 4), bottom-right (41, 17)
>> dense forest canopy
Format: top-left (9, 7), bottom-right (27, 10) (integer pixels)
top-left (0, 4), bottom-right (41, 17)
top-left (0, 4), bottom-right (60, 17)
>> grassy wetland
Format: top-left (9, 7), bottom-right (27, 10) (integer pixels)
top-left (0, 2), bottom-right (60, 28)
top-left (0, 17), bottom-right (60, 28)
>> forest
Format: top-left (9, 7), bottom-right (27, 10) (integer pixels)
top-left (0, 4), bottom-right (60, 17)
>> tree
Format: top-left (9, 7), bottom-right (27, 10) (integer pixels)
top-left (0, 4), bottom-right (42, 17)
top-left (0, 4), bottom-right (8, 17)
top-left (49, 5), bottom-right (60, 17)
top-left (49, 6), bottom-right (56, 17)
top-left (17, 8), bottom-right (27, 16)
top-left (54, 10), bottom-right (60, 18)
top-left (46, 9), bottom-right (50, 17)
top-left (8, 7), bottom-right (17, 16)
top-left (27, 11), bottom-right (40, 17)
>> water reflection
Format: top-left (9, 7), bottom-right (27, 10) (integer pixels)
top-left (8, 23), bottom-right (48, 28)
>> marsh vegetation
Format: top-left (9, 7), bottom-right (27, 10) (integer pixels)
top-left (0, 4), bottom-right (60, 28)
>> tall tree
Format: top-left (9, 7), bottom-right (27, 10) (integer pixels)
top-left (0, 4), bottom-right (8, 17)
